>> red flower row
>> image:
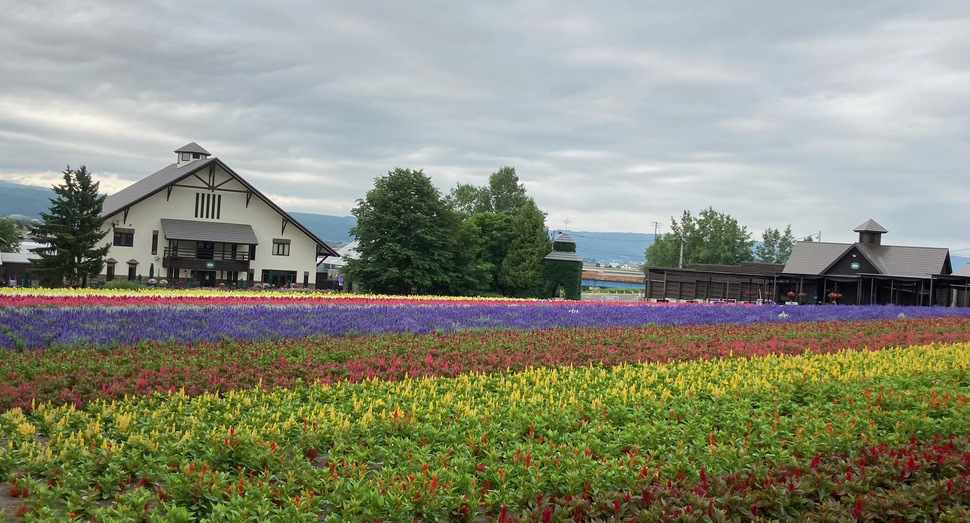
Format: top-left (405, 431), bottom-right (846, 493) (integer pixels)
top-left (3, 317), bottom-right (970, 411)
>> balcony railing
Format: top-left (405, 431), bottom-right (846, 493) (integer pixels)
top-left (163, 247), bottom-right (251, 261)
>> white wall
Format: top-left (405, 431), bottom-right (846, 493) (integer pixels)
top-left (101, 161), bottom-right (321, 286)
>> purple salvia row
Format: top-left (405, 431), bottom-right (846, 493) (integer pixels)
top-left (1, 303), bottom-right (969, 350)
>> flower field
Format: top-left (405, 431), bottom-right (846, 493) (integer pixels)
top-left (2, 291), bottom-right (970, 521)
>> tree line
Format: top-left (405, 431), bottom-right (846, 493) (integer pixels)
top-left (8, 164), bottom-right (553, 295)
top-left (13, 163), bottom-right (806, 293)
top-left (645, 207), bottom-right (802, 268)
top-left (343, 166), bottom-right (550, 297)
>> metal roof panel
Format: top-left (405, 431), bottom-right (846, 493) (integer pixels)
top-left (160, 218), bottom-right (258, 245)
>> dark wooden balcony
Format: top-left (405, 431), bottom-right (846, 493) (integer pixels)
top-left (162, 247), bottom-right (251, 272)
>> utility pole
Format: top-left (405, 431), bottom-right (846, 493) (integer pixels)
top-left (678, 236), bottom-right (685, 269)
top-left (651, 221), bottom-right (661, 237)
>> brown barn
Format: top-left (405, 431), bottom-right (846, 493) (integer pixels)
top-left (781, 219), bottom-right (957, 306)
top-left (644, 262), bottom-right (783, 303)
top-left (644, 219), bottom-right (970, 306)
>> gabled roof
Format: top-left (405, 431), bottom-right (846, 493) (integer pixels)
top-left (0, 251), bottom-right (40, 265)
top-left (103, 158), bottom-right (217, 217)
top-left (855, 244), bottom-right (950, 277)
top-left (175, 142), bottom-right (211, 155)
top-left (782, 242), bottom-right (853, 274)
top-left (318, 241), bottom-right (357, 268)
top-left (102, 154), bottom-right (339, 258)
top-left (853, 219), bottom-right (888, 234)
top-left (783, 240), bottom-right (950, 278)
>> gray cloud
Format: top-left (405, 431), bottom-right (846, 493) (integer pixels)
top-left (2, 0), bottom-right (969, 251)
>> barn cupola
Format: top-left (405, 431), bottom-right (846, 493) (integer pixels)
top-left (175, 142), bottom-right (211, 168)
top-left (853, 219), bottom-right (888, 246)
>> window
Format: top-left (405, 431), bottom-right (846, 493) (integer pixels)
top-left (106, 262), bottom-right (115, 281)
top-left (272, 239), bottom-right (291, 256)
top-left (113, 229), bottom-right (134, 247)
top-left (151, 231), bottom-right (159, 255)
top-left (197, 242), bottom-right (214, 260)
top-left (194, 192), bottom-right (221, 219)
top-left (127, 263), bottom-right (137, 281)
top-left (181, 152), bottom-right (191, 161)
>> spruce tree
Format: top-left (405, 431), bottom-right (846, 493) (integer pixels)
top-left (30, 165), bottom-right (110, 287)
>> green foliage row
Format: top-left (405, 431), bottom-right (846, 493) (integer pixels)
top-left (647, 207), bottom-right (798, 267)
top-left (102, 279), bottom-right (147, 290)
top-left (345, 167), bottom-right (555, 298)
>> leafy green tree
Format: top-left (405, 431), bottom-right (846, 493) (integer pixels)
top-left (499, 200), bottom-right (549, 298)
top-left (445, 183), bottom-right (490, 215)
top-left (29, 166), bottom-right (110, 287)
top-left (447, 219), bottom-right (494, 296)
top-left (755, 224), bottom-right (796, 264)
top-left (645, 207), bottom-right (754, 268)
top-left (487, 166), bottom-right (530, 214)
top-left (344, 168), bottom-right (462, 295)
top-left (446, 166), bottom-right (549, 297)
top-left (467, 212), bottom-right (513, 293)
top-left (0, 216), bottom-right (19, 252)
top-left (447, 166), bottom-right (530, 216)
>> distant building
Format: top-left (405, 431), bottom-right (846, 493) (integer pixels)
top-left (951, 264), bottom-right (970, 306)
top-left (543, 232), bottom-right (583, 299)
top-left (644, 262), bottom-right (782, 303)
top-left (316, 240), bottom-right (358, 291)
top-left (645, 219), bottom-right (968, 306)
top-left (780, 219), bottom-right (955, 306)
top-left (99, 143), bottom-right (339, 288)
top-left (0, 240), bottom-right (42, 287)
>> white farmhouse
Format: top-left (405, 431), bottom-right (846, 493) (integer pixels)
top-left (99, 143), bottom-right (339, 288)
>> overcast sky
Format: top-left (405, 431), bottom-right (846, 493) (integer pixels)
top-left (2, 1), bottom-right (969, 250)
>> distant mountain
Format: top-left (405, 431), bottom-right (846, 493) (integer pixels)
top-left (563, 231), bottom-right (652, 264)
top-left (289, 212), bottom-right (355, 244)
top-left (0, 180), bottom-right (53, 220)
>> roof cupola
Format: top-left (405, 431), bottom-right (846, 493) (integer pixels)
top-left (175, 142), bottom-right (211, 167)
top-left (853, 219), bottom-right (888, 246)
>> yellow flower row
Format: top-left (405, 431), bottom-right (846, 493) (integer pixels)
top-left (2, 342), bottom-right (968, 520)
top-left (4, 342), bottom-right (966, 448)
top-left (0, 286), bottom-right (532, 301)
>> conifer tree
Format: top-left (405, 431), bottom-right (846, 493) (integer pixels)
top-left (30, 165), bottom-right (110, 287)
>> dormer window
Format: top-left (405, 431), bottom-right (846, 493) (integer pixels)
top-left (181, 152), bottom-right (191, 161)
